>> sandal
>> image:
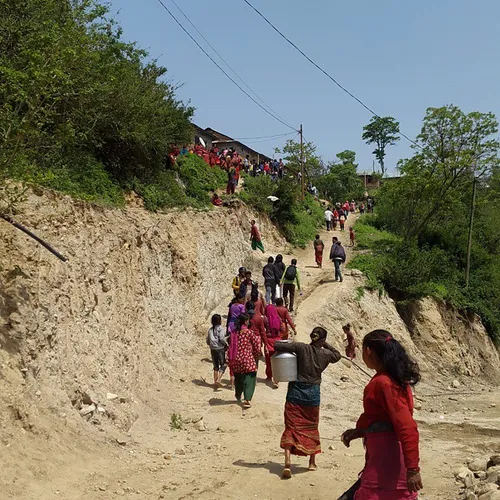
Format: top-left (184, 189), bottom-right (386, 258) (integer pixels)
top-left (242, 400), bottom-right (252, 409)
top-left (282, 467), bottom-right (292, 479)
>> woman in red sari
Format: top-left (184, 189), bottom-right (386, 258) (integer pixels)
top-left (264, 304), bottom-right (282, 386)
top-left (341, 330), bottom-right (423, 499)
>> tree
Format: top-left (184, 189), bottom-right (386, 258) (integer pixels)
top-left (0, 0), bottom-right (194, 193)
top-left (377, 105), bottom-right (500, 240)
top-left (362, 116), bottom-right (400, 176)
top-left (275, 139), bottom-right (325, 179)
top-left (315, 150), bottom-right (363, 203)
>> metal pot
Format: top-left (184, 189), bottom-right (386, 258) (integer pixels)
top-left (271, 343), bottom-right (297, 382)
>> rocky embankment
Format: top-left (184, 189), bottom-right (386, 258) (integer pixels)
top-left (456, 454), bottom-right (500, 499)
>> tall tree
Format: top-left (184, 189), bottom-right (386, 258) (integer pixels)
top-left (377, 105), bottom-right (500, 239)
top-left (275, 139), bottom-right (324, 179)
top-left (362, 116), bottom-right (400, 176)
top-left (315, 150), bottom-right (363, 202)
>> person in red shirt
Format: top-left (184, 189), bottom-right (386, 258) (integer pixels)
top-left (250, 220), bottom-right (265, 253)
top-left (275, 298), bottom-right (296, 340)
top-left (349, 226), bottom-right (356, 246)
top-left (341, 330), bottom-right (423, 498)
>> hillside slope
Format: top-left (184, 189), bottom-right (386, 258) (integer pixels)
top-left (1, 190), bottom-right (499, 499)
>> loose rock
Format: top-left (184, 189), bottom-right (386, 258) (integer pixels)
top-left (452, 380), bottom-right (461, 388)
top-left (468, 458), bottom-right (488, 473)
top-left (79, 404), bottom-right (96, 416)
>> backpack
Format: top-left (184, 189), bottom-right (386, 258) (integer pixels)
top-left (284, 265), bottom-right (297, 281)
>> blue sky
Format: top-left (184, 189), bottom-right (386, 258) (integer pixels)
top-left (109, 0), bottom-right (500, 174)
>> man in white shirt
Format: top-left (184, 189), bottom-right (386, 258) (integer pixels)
top-left (324, 207), bottom-right (333, 231)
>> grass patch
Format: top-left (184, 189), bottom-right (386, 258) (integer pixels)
top-left (8, 152), bottom-right (226, 211)
top-left (170, 413), bottom-right (183, 430)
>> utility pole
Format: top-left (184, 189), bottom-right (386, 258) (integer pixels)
top-left (465, 176), bottom-right (477, 288)
top-left (300, 124), bottom-right (304, 201)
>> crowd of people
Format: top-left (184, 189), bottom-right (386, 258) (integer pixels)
top-left (205, 219), bottom-right (423, 497)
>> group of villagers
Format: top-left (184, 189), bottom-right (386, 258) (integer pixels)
top-left (206, 227), bottom-right (423, 499)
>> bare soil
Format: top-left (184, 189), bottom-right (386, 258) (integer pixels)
top-left (1, 197), bottom-right (499, 500)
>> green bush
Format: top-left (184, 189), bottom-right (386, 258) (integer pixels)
top-left (9, 153), bottom-right (124, 206)
top-left (239, 176), bottom-right (324, 247)
top-left (177, 154), bottom-right (226, 206)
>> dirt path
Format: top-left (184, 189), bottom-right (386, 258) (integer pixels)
top-left (4, 213), bottom-right (500, 500)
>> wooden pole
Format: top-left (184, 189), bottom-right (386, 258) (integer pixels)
top-left (300, 124), bottom-right (304, 201)
top-left (465, 176), bottom-right (477, 288)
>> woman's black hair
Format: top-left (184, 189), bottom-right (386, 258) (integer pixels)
top-left (211, 314), bottom-right (222, 327)
top-left (245, 301), bottom-right (255, 312)
top-left (275, 254), bottom-right (283, 263)
top-left (310, 326), bottom-right (327, 342)
top-left (363, 330), bottom-right (421, 387)
top-left (235, 313), bottom-right (249, 331)
top-left (250, 289), bottom-right (259, 302)
top-left (275, 297), bottom-right (284, 307)
top-left (235, 292), bottom-right (245, 301)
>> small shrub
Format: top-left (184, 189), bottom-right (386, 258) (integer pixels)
top-left (170, 413), bottom-right (183, 430)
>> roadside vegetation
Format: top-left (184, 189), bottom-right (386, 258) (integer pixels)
top-left (0, 0), bottom-right (202, 210)
top-left (239, 175), bottom-right (323, 247)
top-left (349, 105), bottom-right (500, 343)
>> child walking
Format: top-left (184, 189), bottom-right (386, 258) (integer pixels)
top-left (349, 226), bottom-right (356, 246)
top-left (339, 213), bottom-right (346, 231)
top-left (341, 330), bottom-right (423, 498)
top-left (206, 314), bottom-right (228, 388)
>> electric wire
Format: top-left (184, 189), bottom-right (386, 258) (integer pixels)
top-left (241, 0), bottom-right (419, 148)
top-left (168, 0), bottom-right (292, 128)
top-left (232, 132), bottom-right (295, 141)
top-left (155, 0), bottom-right (298, 132)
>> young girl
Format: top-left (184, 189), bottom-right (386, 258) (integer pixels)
top-left (341, 330), bottom-right (423, 499)
top-left (339, 212), bottom-right (346, 231)
top-left (206, 314), bottom-right (227, 388)
top-left (349, 226), bottom-right (356, 247)
top-left (342, 323), bottom-right (357, 360)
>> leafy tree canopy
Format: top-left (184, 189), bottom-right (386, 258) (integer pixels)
top-left (362, 116), bottom-right (400, 176)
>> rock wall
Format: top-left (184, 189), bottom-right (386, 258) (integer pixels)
top-left (0, 189), bottom-right (284, 436)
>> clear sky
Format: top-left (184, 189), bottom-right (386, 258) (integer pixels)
top-left (109, 0), bottom-right (500, 174)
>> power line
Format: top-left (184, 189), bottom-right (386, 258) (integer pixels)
top-left (168, 0), bottom-right (292, 128)
top-left (232, 132), bottom-right (295, 140)
top-left (241, 0), bottom-right (419, 148)
top-left (155, 0), bottom-right (298, 132)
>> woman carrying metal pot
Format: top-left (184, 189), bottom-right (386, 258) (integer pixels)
top-left (274, 327), bottom-right (341, 479)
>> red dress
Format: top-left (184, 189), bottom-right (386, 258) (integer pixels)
top-left (230, 326), bottom-right (261, 374)
top-left (276, 305), bottom-right (295, 339)
top-left (355, 373), bottom-right (419, 499)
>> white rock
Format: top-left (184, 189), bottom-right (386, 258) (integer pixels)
top-left (478, 490), bottom-right (500, 500)
top-left (468, 458), bottom-right (488, 472)
top-left (452, 379), bottom-right (461, 388)
top-left (455, 468), bottom-right (475, 488)
top-left (106, 393), bottom-right (119, 401)
top-left (79, 404), bottom-right (96, 416)
top-left (477, 484), bottom-right (499, 497)
top-left (466, 493), bottom-right (478, 500)
top-left (485, 466), bottom-right (500, 483)
top-left (195, 419), bottom-right (206, 432)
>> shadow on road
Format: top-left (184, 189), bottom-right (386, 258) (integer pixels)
top-left (233, 459), bottom-right (309, 477)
